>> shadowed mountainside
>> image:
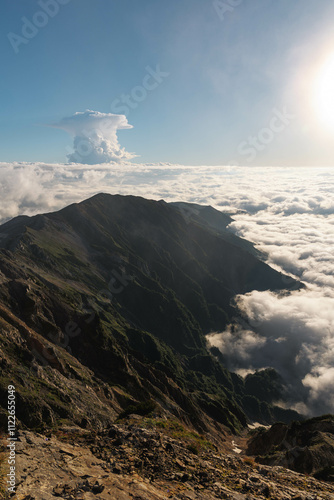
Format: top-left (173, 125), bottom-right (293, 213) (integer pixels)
top-left (0, 194), bottom-right (301, 437)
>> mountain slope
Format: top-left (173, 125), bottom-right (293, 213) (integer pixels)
top-left (170, 201), bottom-right (262, 258)
top-left (0, 194), bottom-right (301, 436)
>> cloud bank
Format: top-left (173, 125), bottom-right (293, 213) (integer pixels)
top-left (0, 163), bottom-right (333, 415)
top-left (52, 110), bottom-right (136, 164)
top-left (208, 288), bottom-right (334, 415)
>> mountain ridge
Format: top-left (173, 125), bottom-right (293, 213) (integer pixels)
top-left (0, 194), bottom-right (302, 439)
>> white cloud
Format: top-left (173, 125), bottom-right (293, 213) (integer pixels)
top-left (51, 110), bottom-right (136, 164)
top-left (0, 164), bottom-right (55, 222)
top-left (208, 287), bottom-right (334, 414)
top-left (303, 367), bottom-right (334, 412)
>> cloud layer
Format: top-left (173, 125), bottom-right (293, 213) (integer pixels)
top-left (0, 163), bottom-right (333, 415)
top-left (208, 288), bottom-right (334, 415)
top-left (52, 110), bottom-right (136, 164)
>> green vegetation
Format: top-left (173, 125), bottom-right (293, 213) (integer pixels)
top-left (117, 400), bottom-right (157, 420)
top-left (132, 417), bottom-right (214, 452)
top-left (244, 369), bottom-right (284, 404)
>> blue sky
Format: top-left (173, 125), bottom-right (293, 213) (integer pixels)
top-left (1, 0), bottom-right (334, 165)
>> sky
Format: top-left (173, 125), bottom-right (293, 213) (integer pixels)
top-left (1, 0), bottom-right (334, 166)
top-left (1, 1), bottom-right (334, 416)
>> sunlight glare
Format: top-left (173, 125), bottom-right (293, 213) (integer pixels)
top-left (314, 52), bottom-right (334, 132)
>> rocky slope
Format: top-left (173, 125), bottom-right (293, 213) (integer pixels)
top-left (1, 416), bottom-right (334, 499)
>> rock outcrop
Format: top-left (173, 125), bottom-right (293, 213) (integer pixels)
top-left (247, 415), bottom-right (334, 482)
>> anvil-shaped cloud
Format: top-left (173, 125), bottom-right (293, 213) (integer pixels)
top-left (52, 110), bottom-right (136, 164)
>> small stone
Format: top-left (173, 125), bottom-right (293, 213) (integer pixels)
top-left (92, 480), bottom-right (105, 493)
top-left (175, 458), bottom-right (185, 470)
top-left (113, 465), bottom-right (122, 474)
top-left (165, 442), bottom-right (174, 453)
top-left (249, 474), bottom-right (260, 482)
top-left (260, 484), bottom-right (271, 497)
top-left (108, 427), bottom-right (117, 439)
top-left (53, 486), bottom-right (64, 496)
top-left (113, 437), bottom-right (123, 446)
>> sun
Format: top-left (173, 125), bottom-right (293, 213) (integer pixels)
top-left (313, 52), bottom-right (334, 132)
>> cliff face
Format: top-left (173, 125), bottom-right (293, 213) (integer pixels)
top-left (0, 194), bottom-right (301, 435)
top-left (247, 415), bottom-right (334, 482)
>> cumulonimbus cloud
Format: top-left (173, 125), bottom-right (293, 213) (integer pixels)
top-left (51, 110), bottom-right (136, 164)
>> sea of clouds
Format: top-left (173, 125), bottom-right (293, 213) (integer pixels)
top-left (0, 162), bottom-right (333, 415)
